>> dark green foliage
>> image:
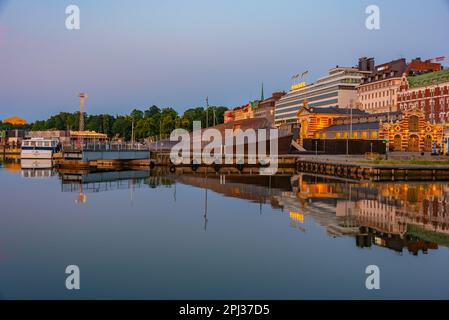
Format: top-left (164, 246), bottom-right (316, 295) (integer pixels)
top-left (24, 105), bottom-right (229, 141)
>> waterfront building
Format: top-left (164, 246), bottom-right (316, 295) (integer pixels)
top-left (313, 111), bottom-right (401, 140)
top-left (3, 116), bottom-right (28, 126)
top-left (358, 57), bottom-right (442, 114)
top-left (27, 130), bottom-right (108, 146)
top-left (253, 91), bottom-right (286, 125)
top-left (275, 60), bottom-right (372, 126)
top-left (379, 108), bottom-right (443, 152)
top-left (398, 68), bottom-right (449, 124)
top-left (296, 101), bottom-right (368, 144)
top-left (5, 129), bottom-right (26, 146)
top-left (70, 131), bottom-right (108, 144)
top-left (28, 130), bottom-right (72, 144)
top-left (312, 108), bottom-right (442, 152)
top-left (224, 91), bottom-right (286, 125)
top-left (230, 103), bottom-right (254, 122)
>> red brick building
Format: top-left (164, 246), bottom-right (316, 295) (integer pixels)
top-left (358, 57), bottom-right (442, 114)
top-left (398, 68), bottom-right (449, 124)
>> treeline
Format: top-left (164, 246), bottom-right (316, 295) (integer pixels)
top-left (29, 105), bottom-right (228, 141)
top-left (0, 121), bottom-right (30, 131)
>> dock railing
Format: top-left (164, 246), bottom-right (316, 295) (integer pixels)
top-left (61, 142), bottom-right (149, 152)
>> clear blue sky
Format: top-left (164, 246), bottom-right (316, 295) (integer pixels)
top-left (1, 0), bottom-right (449, 121)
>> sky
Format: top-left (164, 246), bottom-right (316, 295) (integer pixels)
top-left (1, 0), bottom-right (449, 121)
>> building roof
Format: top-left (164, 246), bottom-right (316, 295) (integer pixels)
top-left (334, 111), bottom-right (401, 121)
top-left (321, 122), bottom-right (380, 132)
top-left (4, 116), bottom-right (28, 125)
top-left (361, 59), bottom-right (407, 84)
top-left (306, 106), bottom-right (368, 116)
top-left (407, 69), bottom-right (449, 89)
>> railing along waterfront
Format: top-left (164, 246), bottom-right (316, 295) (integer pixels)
top-left (61, 142), bottom-right (149, 151)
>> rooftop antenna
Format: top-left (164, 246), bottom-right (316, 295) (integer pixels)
top-left (205, 96), bottom-right (209, 128)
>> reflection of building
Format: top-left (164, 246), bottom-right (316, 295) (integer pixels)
top-left (275, 60), bottom-right (371, 126)
top-left (286, 174), bottom-right (449, 253)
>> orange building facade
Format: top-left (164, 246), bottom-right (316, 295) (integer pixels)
top-left (379, 108), bottom-right (443, 152)
top-left (296, 103), bottom-right (368, 144)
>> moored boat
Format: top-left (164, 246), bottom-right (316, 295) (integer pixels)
top-left (21, 138), bottom-right (60, 159)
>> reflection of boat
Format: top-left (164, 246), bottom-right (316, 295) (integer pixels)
top-left (20, 159), bottom-right (54, 178)
top-left (60, 170), bottom-right (152, 193)
top-left (21, 159), bottom-right (53, 169)
top-left (21, 138), bottom-right (60, 159)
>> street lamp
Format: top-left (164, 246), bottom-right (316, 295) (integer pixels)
top-left (346, 100), bottom-right (354, 159)
top-left (205, 96), bottom-right (209, 128)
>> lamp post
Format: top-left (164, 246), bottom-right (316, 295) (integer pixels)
top-left (346, 100), bottom-right (354, 159)
top-left (205, 96), bottom-right (209, 128)
top-left (159, 117), bottom-right (162, 153)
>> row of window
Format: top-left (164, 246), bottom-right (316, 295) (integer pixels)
top-left (400, 99), bottom-right (449, 111)
top-left (22, 141), bottom-right (55, 147)
top-left (360, 88), bottom-right (398, 100)
top-left (315, 131), bottom-right (378, 139)
top-left (363, 100), bottom-right (395, 110)
top-left (399, 87), bottom-right (449, 101)
top-left (359, 79), bottom-right (399, 91)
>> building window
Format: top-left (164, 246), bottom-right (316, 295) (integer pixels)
top-left (409, 115), bottom-right (419, 132)
top-left (371, 131), bottom-right (378, 139)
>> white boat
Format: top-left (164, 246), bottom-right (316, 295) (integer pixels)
top-left (21, 138), bottom-right (60, 159)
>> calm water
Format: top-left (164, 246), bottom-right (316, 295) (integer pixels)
top-left (1, 158), bottom-right (449, 300)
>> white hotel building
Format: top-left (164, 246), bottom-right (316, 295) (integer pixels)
top-left (274, 66), bottom-right (371, 126)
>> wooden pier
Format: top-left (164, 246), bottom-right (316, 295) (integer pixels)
top-left (294, 157), bottom-right (449, 181)
top-left (54, 145), bottom-right (153, 169)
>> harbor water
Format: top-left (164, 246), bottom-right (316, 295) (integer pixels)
top-left (1, 157), bottom-right (449, 299)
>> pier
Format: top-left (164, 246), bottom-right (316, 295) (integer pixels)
top-left (54, 143), bottom-right (152, 169)
top-left (9, 140), bottom-right (449, 181)
top-left (294, 155), bottom-right (449, 181)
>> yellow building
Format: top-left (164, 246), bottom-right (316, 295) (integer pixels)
top-left (4, 116), bottom-right (28, 126)
top-left (297, 102), bottom-right (368, 145)
top-left (311, 107), bottom-right (443, 152)
top-left (70, 131), bottom-right (108, 143)
top-left (380, 108), bottom-right (443, 152)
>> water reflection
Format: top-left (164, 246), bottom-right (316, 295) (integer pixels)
top-left (289, 176), bottom-right (449, 255)
top-left (52, 165), bottom-right (449, 256)
top-left (2, 157), bottom-right (449, 299)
